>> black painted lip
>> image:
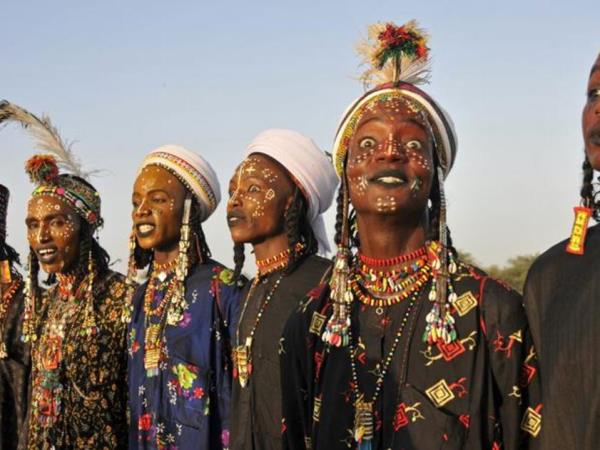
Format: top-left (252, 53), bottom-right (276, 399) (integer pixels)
top-left (135, 222), bottom-right (156, 238)
top-left (227, 210), bottom-right (247, 226)
top-left (368, 169), bottom-right (408, 185)
top-left (35, 245), bottom-right (58, 263)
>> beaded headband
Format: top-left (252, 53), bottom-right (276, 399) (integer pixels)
top-left (140, 148), bottom-right (219, 222)
top-left (333, 84), bottom-right (457, 179)
top-left (26, 155), bottom-right (102, 227)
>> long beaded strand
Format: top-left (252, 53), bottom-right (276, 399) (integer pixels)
top-left (349, 287), bottom-right (421, 449)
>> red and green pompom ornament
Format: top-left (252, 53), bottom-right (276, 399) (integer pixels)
top-left (25, 154), bottom-right (60, 185)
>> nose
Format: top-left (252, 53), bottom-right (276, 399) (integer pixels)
top-left (228, 190), bottom-right (242, 208)
top-left (375, 133), bottom-right (408, 163)
top-left (37, 223), bottom-right (51, 244)
top-left (134, 198), bottom-right (151, 218)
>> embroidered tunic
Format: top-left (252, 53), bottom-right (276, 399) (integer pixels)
top-left (25, 270), bottom-right (129, 450)
top-left (128, 261), bottom-right (241, 450)
top-left (281, 262), bottom-right (541, 450)
top-left (230, 255), bottom-right (331, 450)
top-left (524, 224), bottom-right (600, 449)
top-left (0, 277), bottom-right (29, 450)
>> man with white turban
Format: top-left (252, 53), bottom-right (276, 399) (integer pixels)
top-left (226, 129), bottom-right (338, 450)
top-left (127, 145), bottom-right (242, 450)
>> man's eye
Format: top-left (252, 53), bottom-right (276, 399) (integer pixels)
top-left (406, 140), bottom-right (423, 150)
top-left (151, 197), bottom-right (167, 204)
top-left (359, 137), bottom-right (377, 149)
top-left (51, 219), bottom-right (65, 227)
top-left (248, 185), bottom-right (261, 193)
top-left (588, 89), bottom-right (600, 101)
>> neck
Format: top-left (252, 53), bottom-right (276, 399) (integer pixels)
top-left (356, 211), bottom-right (428, 259)
top-left (252, 233), bottom-right (290, 263)
top-left (153, 244), bottom-right (179, 266)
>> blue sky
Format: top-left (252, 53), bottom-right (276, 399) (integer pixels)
top-left (2, 0), bottom-right (599, 273)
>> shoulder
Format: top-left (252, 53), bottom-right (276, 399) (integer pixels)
top-left (454, 262), bottom-right (525, 329)
top-left (286, 254), bottom-right (333, 288)
top-left (284, 279), bottom-right (332, 340)
top-left (100, 270), bottom-right (128, 299)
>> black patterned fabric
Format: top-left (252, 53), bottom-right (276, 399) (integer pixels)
top-left (281, 262), bottom-right (542, 450)
top-left (524, 224), bottom-right (600, 450)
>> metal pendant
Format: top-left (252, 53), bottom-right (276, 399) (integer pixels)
top-left (144, 324), bottom-right (161, 376)
top-left (233, 343), bottom-right (252, 388)
top-left (354, 398), bottom-right (374, 446)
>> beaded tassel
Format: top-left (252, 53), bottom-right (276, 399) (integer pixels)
top-left (82, 249), bottom-right (97, 335)
top-left (167, 196), bottom-right (192, 326)
top-left (322, 177), bottom-right (352, 347)
top-left (424, 167), bottom-right (458, 346)
top-left (122, 230), bottom-right (138, 324)
top-left (322, 246), bottom-right (352, 347)
top-left (22, 253), bottom-right (36, 343)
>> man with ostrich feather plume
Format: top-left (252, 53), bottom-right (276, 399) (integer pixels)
top-left (0, 101), bottom-right (130, 449)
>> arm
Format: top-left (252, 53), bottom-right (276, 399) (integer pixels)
top-left (280, 296), bottom-right (324, 450)
top-left (481, 278), bottom-right (542, 450)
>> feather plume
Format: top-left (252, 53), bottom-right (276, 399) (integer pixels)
top-left (0, 100), bottom-right (91, 179)
top-left (356, 20), bottom-right (431, 89)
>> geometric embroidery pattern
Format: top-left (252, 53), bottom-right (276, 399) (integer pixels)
top-left (425, 379), bottom-right (456, 407)
top-left (454, 291), bottom-right (478, 317)
top-left (521, 406), bottom-right (542, 437)
top-left (309, 312), bottom-right (327, 335)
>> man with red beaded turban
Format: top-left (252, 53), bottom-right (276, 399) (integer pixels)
top-left (0, 101), bottom-right (129, 449)
top-left (280, 21), bottom-right (541, 450)
top-left (0, 184), bottom-right (29, 450)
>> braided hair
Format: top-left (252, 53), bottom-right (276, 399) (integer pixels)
top-left (232, 187), bottom-right (318, 281)
top-left (581, 156), bottom-right (600, 221)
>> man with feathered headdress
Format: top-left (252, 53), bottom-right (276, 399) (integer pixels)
top-left (0, 101), bottom-right (130, 449)
top-left (280, 22), bottom-right (541, 450)
top-left (0, 184), bottom-right (29, 450)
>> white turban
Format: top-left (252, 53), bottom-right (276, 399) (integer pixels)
top-left (245, 129), bottom-right (338, 255)
top-left (139, 144), bottom-right (221, 222)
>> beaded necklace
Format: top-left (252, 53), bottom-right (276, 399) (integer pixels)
top-left (349, 287), bottom-right (421, 448)
top-left (143, 264), bottom-right (178, 377)
top-left (0, 272), bottom-right (22, 358)
top-left (256, 242), bottom-right (304, 277)
top-left (351, 246), bottom-right (430, 309)
top-left (31, 272), bottom-right (92, 430)
top-left (233, 273), bottom-right (284, 388)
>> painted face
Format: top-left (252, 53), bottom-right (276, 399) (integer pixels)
top-left (227, 154), bottom-right (295, 245)
top-left (583, 54), bottom-right (600, 171)
top-left (346, 98), bottom-right (435, 217)
top-left (26, 195), bottom-right (81, 274)
top-left (131, 165), bottom-right (187, 252)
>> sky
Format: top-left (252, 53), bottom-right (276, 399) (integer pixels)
top-left (1, 0), bottom-right (599, 275)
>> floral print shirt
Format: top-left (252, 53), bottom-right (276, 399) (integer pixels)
top-left (128, 261), bottom-right (241, 450)
top-left (25, 270), bottom-right (129, 450)
top-left (281, 262), bottom-right (542, 450)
